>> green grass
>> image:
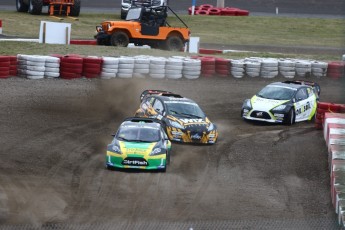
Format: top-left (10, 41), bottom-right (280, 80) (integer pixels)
top-left (0, 11), bottom-right (344, 61)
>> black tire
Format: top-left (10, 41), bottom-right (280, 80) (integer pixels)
top-left (166, 152), bottom-right (170, 166)
top-left (16, 0), bottom-right (29, 12)
top-left (28, 0), bottom-right (42, 15)
top-left (70, 0), bottom-right (81, 17)
top-left (165, 35), bottom-right (183, 51)
top-left (285, 108), bottom-right (295, 125)
top-left (110, 31), bottom-right (129, 47)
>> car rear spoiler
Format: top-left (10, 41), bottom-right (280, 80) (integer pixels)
top-left (124, 116), bottom-right (161, 124)
top-left (140, 89), bottom-right (174, 101)
top-left (283, 80), bottom-right (321, 96)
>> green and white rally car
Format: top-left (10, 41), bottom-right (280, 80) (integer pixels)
top-left (106, 117), bottom-right (171, 172)
top-left (241, 80), bottom-right (321, 125)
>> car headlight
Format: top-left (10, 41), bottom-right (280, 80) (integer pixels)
top-left (170, 120), bottom-right (184, 129)
top-left (272, 105), bottom-right (287, 111)
top-left (207, 123), bottom-right (214, 131)
top-left (243, 99), bottom-right (252, 109)
top-left (112, 145), bottom-right (122, 154)
top-left (150, 148), bottom-right (164, 156)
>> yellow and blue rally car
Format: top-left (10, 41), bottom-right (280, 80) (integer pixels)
top-left (241, 80), bottom-right (321, 125)
top-left (106, 117), bottom-right (171, 172)
top-left (135, 90), bottom-right (218, 144)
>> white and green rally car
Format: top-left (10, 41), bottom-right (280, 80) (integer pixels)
top-left (106, 117), bottom-right (171, 172)
top-left (241, 80), bottom-right (321, 125)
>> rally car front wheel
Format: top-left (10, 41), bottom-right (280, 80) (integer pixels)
top-left (285, 108), bottom-right (295, 125)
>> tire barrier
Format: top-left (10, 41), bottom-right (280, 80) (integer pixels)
top-left (83, 56), bottom-right (102, 78)
top-left (215, 58), bottom-right (230, 77)
top-left (189, 5), bottom-right (249, 16)
top-left (165, 57), bottom-right (183, 79)
top-left (101, 57), bottom-right (119, 79)
top-left (118, 56), bottom-right (135, 78)
top-left (149, 57), bottom-right (166, 79)
top-left (315, 102), bottom-right (345, 129)
top-left (17, 54), bottom-right (46, 79)
top-left (327, 61), bottom-right (345, 80)
top-left (60, 55), bottom-right (83, 79)
top-left (182, 58), bottom-right (201, 79)
top-left (9, 56), bottom-right (17, 77)
top-left (323, 112), bottom-right (345, 227)
top-left (1, 54), bottom-right (343, 81)
top-left (133, 55), bottom-right (150, 78)
top-left (0, 56), bottom-right (11, 78)
top-left (45, 56), bottom-right (60, 78)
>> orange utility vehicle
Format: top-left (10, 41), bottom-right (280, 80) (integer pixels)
top-left (94, 5), bottom-right (190, 51)
top-left (16, 0), bottom-right (81, 16)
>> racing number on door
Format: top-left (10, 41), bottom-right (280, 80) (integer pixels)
top-left (296, 101), bottom-right (311, 115)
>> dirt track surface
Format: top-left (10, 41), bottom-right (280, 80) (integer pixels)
top-left (0, 76), bottom-right (344, 229)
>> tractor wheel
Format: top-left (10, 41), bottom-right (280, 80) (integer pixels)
top-left (28, 0), bottom-right (43, 15)
top-left (165, 35), bottom-right (183, 51)
top-left (110, 31), bottom-right (129, 47)
top-left (16, 0), bottom-right (29, 12)
top-left (70, 0), bottom-right (81, 17)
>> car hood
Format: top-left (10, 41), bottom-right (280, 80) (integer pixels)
top-left (251, 95), bottom-right (290, 111)
top-left (119, 141), bottom-right (156, 155)
top-left (167, 115), bottom-right (211, 127)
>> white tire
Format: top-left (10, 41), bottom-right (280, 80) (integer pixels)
top-left (27, 61), bottom-right (45, 67)
top-left (246, 62), bottom-right (261, 68)
top-left (102, 57), bottom-right (120, 65)
top-left (134, 58), bottom-right (150, 64)
top-left (246, 71), bottom-right (260, 77)
top-left (183, 70), bottom-right (201, 75)
top-left (261, 66), bottom-right (278, 71)
top-left (183, 59), bottom-right (201, 66)
top-left (260, 71), bottom-right (278, 78)
top-left (278, 59), bottom-right (295, 67)
top-left (26, 70), bottom-right (44, 76)
top-left (312, 72), bottom-right (326, 78)
top-left (183, 74), bottom-right (200, 79)
top-left (27, 75), bottom-right (44, 80)
top-left (117, 68), bottom-right (134, 74)
top-left (102, 64), bottom-right (119, 69)
top-left (45, 56), bottom-right (60, 63)
top-left (150, 68), bottom-right (165, 74)
top-left (45, 72), bottom-right (60, 78)
top-left (134, 68), bottom-right (150, 74)
top-left (119, 57), bottom-right (135, 64)
top-left (102, 68), bottom-right (118, 73)
top-left (165, 64), bottom-right (183, 71)
top-left (183, 65), bottom-right (201, 71)
top-left (311, 61), bottom-right (328, 68)
top-left (165, 69), bottom-right (182, 75)
top-left (119, 63), bottom-right (134, 69)
top-left (133, 73), bottom-right (147, 78)
top-left (45, 67), bottom-right (60, 73)
top-left (279, 66), bottom-right (295, 72)
top-left (246, 67), bottom-right (261, 72)
top-left (45, 62), bottom-right (60, 68)
top-left (117, 73), bottom-right (133, 78)
top-left (280, 71), bottom-right (296, 78)
top-left (150, 64), bottom-right (165, 70)
top-left (26, 65), bottom-right (45, 72)
top-left (101, 72), bottom-right (116, 79)
top-left (231, 60), bottom-right (245, 68)
top-left (295, 61), bottom-right (311, 68)
top-left (150, 58), bottom-right (166, 65)
top-left (261, 59), bottom-right (278, 67)
top-left (232, 73), bottom-right (244, 78)
top-left (134, 63), bottom-right (150, 69)
top-left (166, 73), bottom-right (183, 79)
top-left (231, 67), bottom-right (245, 72)
top-left (149, 73), bottom-right (165, 79)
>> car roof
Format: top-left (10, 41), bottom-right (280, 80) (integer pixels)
top-left (121, 120), bottom-right (161, 128)
top-left (269, 81), bottom-right (310, 89)
top-left (153, 94), bottom-right (196, 103)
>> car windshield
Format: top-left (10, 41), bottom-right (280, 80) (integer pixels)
top-left (116, 126), bottom-right (160, 142)
top-left (165, 101), bottom-right (205, 118)
top-left (257, 85), bottom-right (296, 100)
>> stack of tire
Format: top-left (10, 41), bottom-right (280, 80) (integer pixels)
top-left (244, 58), bottom-right (261, 78)
top-left (260, 58), bottom-right (278, 78)
top-left (311, 61), bottom-right (328, 78)
top-left (165, 58), bottom-right (183, 79)
top-left (188, 4), bottom-right (249, 16)
top-left (133, 55), bottom-right (150, 78)
top-left (44, 56), bottom-right (60, 78)
top-left (199, 56), bottom-right (216, 77)
top-left (60, 55), bottom-right (83, 79)
top-left (278, 59), bottom-right (296, 79)
top-left (182, 58), bottom-right (201, 79)
top-left (0, 56), bottom-right (11, 79)
top-left (149, 57), bottom-right (166, 79)
top-left (101, 57), bottom-right (119, 79)
top-left (295, 61), bottom-right (312, 78)
top-left (327, 61), bottom-right (345, 80)
top-left (17, 54), bottom-right (46, 79)
top-left (315, 102), bottom-right (345, 129)
top-left (118, 57), bottom-right (135, 78)
top-left (231, 60), bottom-right (245, 78)
top-left (215, 58), bottom-right (230, 77)
top-left (83, 56), bottom-right (102, 78)
top-left (9, 56), bottom-right (17, 77)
